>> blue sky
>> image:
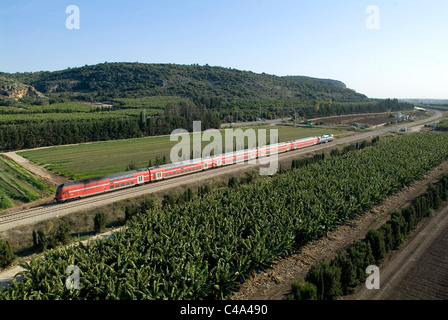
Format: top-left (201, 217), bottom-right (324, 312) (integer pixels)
top-left (0, 0), bottom-right (447, 99)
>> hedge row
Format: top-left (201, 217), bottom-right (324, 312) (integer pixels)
top-left (289, 174), bottom-right (448, 300)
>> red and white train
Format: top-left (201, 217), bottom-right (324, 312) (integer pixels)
top-left (55, 134), bottom-right (334, 202)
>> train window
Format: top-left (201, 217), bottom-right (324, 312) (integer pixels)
top-left (131, 174), bottom-right (133, 177)
top-left (121, 183), bottom-right (125, 187)
top-left (115, 185), bottom-right (119, 188)
top-left (110, 186), bottom-right (114, 190)
top-left (126, 182), bottom-right (130, 186)
top-left (126, 175), bottom-right (129, 178)
top-left (109, 178), bottom-right (114, 182)
top-left (114, 177), bottom-right (119, 181)
top-left (120, 176), bottom-right (124, 179)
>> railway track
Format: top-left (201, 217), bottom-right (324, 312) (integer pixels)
top-left (0, 109), bottom-right (443, 232)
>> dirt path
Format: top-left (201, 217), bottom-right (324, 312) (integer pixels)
top-left (229, 161), bottom-right (448, 300)
top-left (3, 152), bottom-right (69, 187)
top-left (349, 203), bottom-right (448, 300)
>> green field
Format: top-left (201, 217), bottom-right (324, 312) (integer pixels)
top-left (0, 97), bottom-right (184, 125)
top-left (18, 126), bottom-right (344, 180)
top-left (0, 156), bottom-right (54, 210)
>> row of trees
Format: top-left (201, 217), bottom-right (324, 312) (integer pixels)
top-left (217, 99), bottom-right (415, 123)
top-left (436, 119), bottom-right (448, 131)
top-left (0, 101), bottom-right (221, 151)
top-left (288, 174), bottom-right (448, 300)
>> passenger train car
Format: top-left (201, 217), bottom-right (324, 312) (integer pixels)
top-left (55, 134), bottom-right (334, 202)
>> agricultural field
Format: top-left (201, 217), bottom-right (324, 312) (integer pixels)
top-left (0, 156), bottom-right (54, 211)
top-left (436, 118), bottom-right (448, 131)
top-left (18, 126), bottom-right (344, 180)
top-left (0, 97), bottom-right (182, 125)
top-left (312, 110), bottom-right (428, 127)
top-left (1, 132), bottom-right (448, 300)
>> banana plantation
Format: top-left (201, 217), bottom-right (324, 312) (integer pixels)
top-left (1, 132), bottom-right (448, 300)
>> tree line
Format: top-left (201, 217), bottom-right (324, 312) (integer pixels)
top-left (0, 101), bottom-right (220, 151)
top-left (288, 173), bottom-right (448, 300)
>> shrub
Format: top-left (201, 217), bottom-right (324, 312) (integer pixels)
top-left (346, 241), bottom-right (375, 282)
top-left (140, 196), bottom-right (156, 213)
top-left (32, 228), bottom-right (48, 252)
top-left (389, 211), bottom-right (407, 249)
top-left (379, 223), bottom-right (393, 253)
top-left (125, 204), bottom-right (140, 222)
top-left (288, 279), bottom-right (317, 300)
top-left (365, 229), bottom-right (386, 263)
top-left (0, 239), bottom-right (16, 268)
top-left (305, 262), bottom-right (342, 300)
top-left (52, 221), bottom-right (72, 246)
top-left (0, 191), bottom-right (13, 210)
top-left (332, 252), bottom-right (358, 295)
top-left (94, 211), bottom-right (106, 234)
top-left (228, 176), bottom-right (239, 188)
top-left (402, 207), bottom-right (416, 233)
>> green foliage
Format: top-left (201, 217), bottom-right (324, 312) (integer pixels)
top-left (1, 62), bottom-right (369, 102)
top-left (0, 62), bottom-right (415, 151)
top-left (0, 157), bottom-right (53, 210)
top-left (94, 211), bottom-right (106, 234)
top-left (435, 119), bottom-right (448, 131)
top-left (140, 196), bottom-right (156, 213)
top-left (365, 229), bottom-right (386, 263)
top-left (0, 190), bottom-right (13, 210)
top-left (124, 204), bottom-right (140, 222)
top-left (293, 172), bottom-right (448, 300)
top-left (2, 133), bottom-right (448, 300)
top-left (288, 279), bottom-right (317, 300)
top-left (332, 252), bottom-right (357, 295)
top-left (228, 176), bottom-right (239, 188)
top-left (305, 262), bottom-right (342, 300)
top-left (389, 210), bottom-right (408, 249)
top-left (52, 221), bottom-right (72, 246)
top-left (32, 228), bottom-right (48, 253)
top-left (291, 153), bottom-right (325, 169)
top-left (378, 223), bottom-right (393, 253)
top-left (18, 126), bottom-right (341, 180)
top-left (161, 194), bottom-right (175, 208)
top-left (32, 221), bottom-right (73, 253)
top-left (346, 241), bottom-right (374, 283)
top-left (0, 239), bottom-right (16, 269)
top-left (125, 161), bottom-right (137, 171)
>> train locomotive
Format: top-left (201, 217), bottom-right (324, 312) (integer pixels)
top-left (55, 134), bottom-right (334, 202)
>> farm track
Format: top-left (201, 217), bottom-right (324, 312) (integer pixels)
top-left (350, 203), bottom-right (448, 300)
top-left (0, 109), bottom-right (443, 233)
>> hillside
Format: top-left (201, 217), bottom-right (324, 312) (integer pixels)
top-left (0, 62), bottom-right (367, 102)
top-left (0, 76), bottom-right (43, 100)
